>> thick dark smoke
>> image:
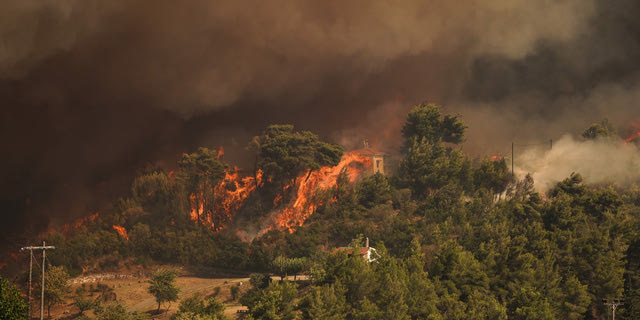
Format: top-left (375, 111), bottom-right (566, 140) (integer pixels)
top-left (2, 0), bottom-right (640, 244)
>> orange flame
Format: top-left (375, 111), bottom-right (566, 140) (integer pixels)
top-left (626, 128), bottom-right (640, 142)
top-left (625, 118), bottom-right (640, 143)
top-left (267, 151), bottom-right (372, 233)
top-left (217, 146), bottom-right (225, 159)
top-left (112, 225), bottom-right (129, 240)
top-left (189, 168), bottom-right (262, 230)
top-left (187, 151), bottom-right (373, 238)
top-left (39, 212), bottom-right (100, 237)
top-left (490, 153), bottom-right (504, 162)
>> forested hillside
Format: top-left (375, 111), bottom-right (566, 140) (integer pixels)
top-left (3, 104), bottom-right (640, 320)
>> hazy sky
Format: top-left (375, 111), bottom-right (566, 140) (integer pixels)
top-left (2, 0), bottom-right (640, 239)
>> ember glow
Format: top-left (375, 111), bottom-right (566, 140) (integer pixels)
top-left (490, 153), bottom-right (504, 162)
top-left (112, 225), bottom-right (129, 240)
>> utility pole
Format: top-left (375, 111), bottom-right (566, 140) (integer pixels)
top-left (21, 241), bottom-right (55, 320)
top-left (511, 142), bottom-right (514, 177)
top-left (602, 299), bottom-right (624, 320)
top-left (550, 139), bottom-right (553, 150)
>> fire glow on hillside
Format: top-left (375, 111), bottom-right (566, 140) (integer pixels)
top-left (189, 167), bottom-right (263, 231)
top-left (269, 151), bottom-right (372, 233)
top-left (188, 151), bottom-right (372, 237)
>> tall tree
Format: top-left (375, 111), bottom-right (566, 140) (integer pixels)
top-left (37, 265), bottom-right (70, 318)
top-left (177, 148), bottom-right (226, 228)
top-left (399, 103), bottom-right (471, 198)
top-left (402, 102), bottom-right (466, 149)
top-left (253, 124), bottom-right (343, 202)
top-left (148, 269), bottom-right (180, 312)
top-left (131, 171), bottom-right (177, 221)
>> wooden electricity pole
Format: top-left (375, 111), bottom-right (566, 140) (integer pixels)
top-left (21, 241), bottom-right (55, 320)
top-left (602, 299), bottom-right (624, 320)
top-left (511, 142), bottom-right (514, 177)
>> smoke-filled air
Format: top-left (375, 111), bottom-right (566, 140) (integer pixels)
top-left (517, 135), bottom-right (640, 192)
top-left (4, 1), bottom-right (640, 319)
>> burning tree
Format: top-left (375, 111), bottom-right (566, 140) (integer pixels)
top-left (252, 124), bottom-right (343, 203)
top-left (177, 147), bottom-right (226, 229)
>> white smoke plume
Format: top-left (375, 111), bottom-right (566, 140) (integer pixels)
top-left (515, 135), bottom-right (640, 192)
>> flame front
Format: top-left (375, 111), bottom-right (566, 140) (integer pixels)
top-left (186, 151), bottom-right (373, 238)
top-left (268, 151), bottom-right (373, 233)
top-left (112, 225), bottom-right (129, 240)
top-left (189, 167), bottom-right (262, 230)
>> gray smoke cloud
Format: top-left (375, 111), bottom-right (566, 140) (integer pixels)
top-left (2, 0), bottom-right (595, 115)
top-left (2, 0), bottom-right (640, 240)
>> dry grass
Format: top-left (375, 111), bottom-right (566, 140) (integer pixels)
top-left (45, 267), bottom-right (251, 320)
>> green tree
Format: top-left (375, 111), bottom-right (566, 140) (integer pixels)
top-left (252, 124), bottom-right (343, 201)
top-left (357, 173), bottom-right (392, 208)
top-left (474, 157), bottom-right (512, 198)
top-left (95, 303), bottom-right (149, 320)
top-left (131, 171), bottom-right (177, 221)
top-left (37, 265), bottom-right (70, 318)
top-left (177, 147), bottom-right (226, 228)
top-left (272, 256), bottom-right (308, 281)
top-left (244, 281), bottom-right (297, 320)
top-left (299, 283), bottom-right (348, 320)
top-left (399, 103), bottom-right (471, 197)
top-left (172, 293), bottom-right (228, 320)
top-left (75, 296), bottom-right (96, 315)
top-left (0, 276), bottom-right (28, 320)
top-left (400, 137), bottom-right (471, 198)
top-left (148, 269), bottom-right (180, 312)
top-left (582, 118), bottom-right (616, 140)
top-left (402, 102), bottom-right (466, 148)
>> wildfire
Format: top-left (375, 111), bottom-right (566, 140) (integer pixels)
top-left (217, 146), bottom-right (225, 159)
top-left (187, 151), bottom-right (373, 238)
top-left (626, 127), bottom-right (640, 143)
top-left (268, 151), bottom-right (373, 233)
top-left (189, 167), bottom-right (262, 230)
top-left (490, 153), bottom-right (504, 162)
top-left (39, 212), bottom-right (101, 237)
top-left (624, 118), bottom-right (640, 143)
top-left (112, 225), bottom-right (129, 240)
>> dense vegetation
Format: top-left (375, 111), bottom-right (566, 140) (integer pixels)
top-left (5, 103), bottom-right (640, 319)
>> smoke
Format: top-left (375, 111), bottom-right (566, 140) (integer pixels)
top-left (516, 136), bottom-right (640, 192)
top-left (1, 0), bottom-right (595, 114)
top-left (1, 0), bottom-right (640, 241)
